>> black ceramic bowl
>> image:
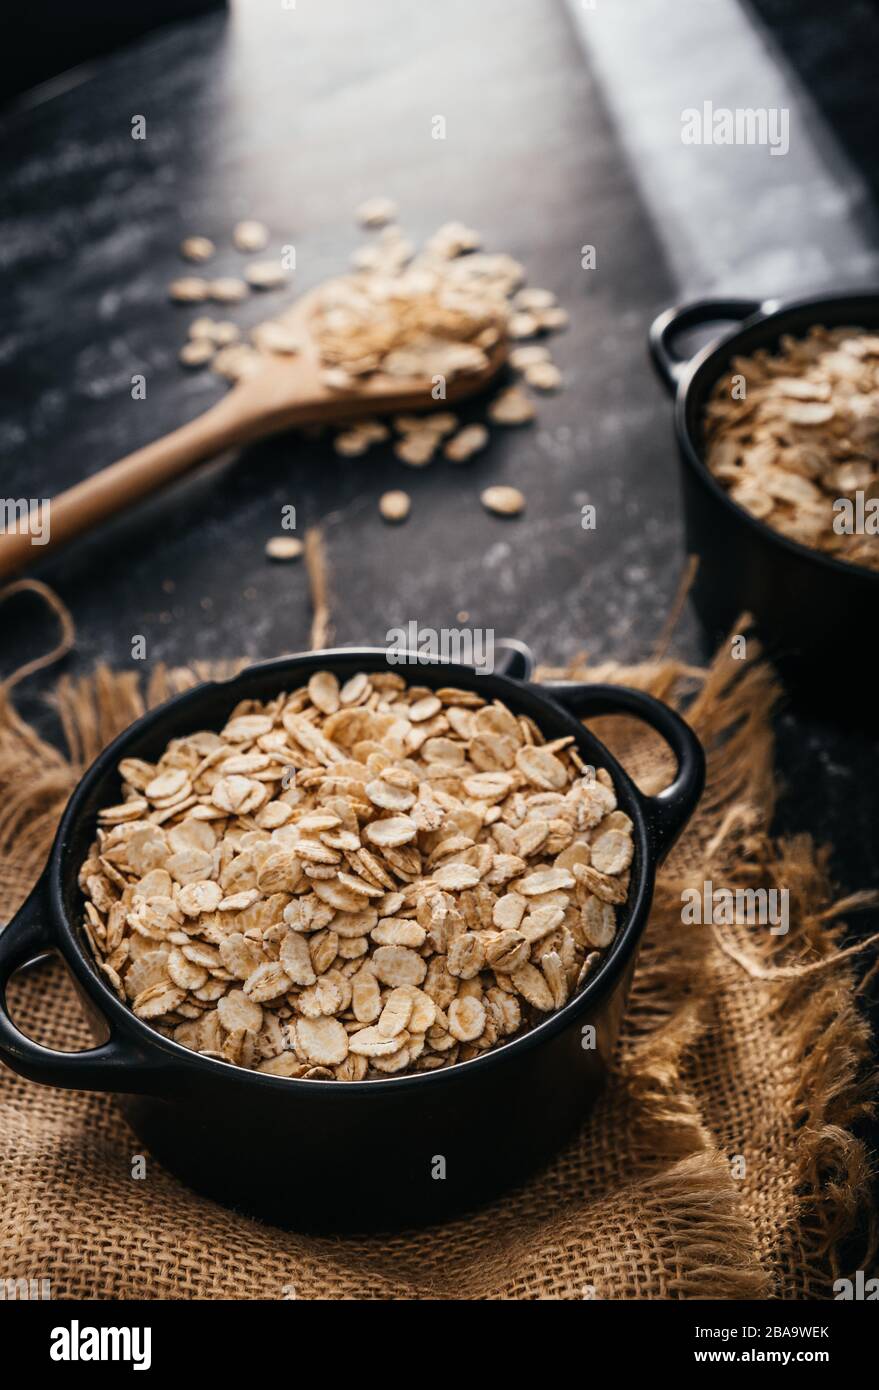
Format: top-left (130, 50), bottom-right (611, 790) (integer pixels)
top-left (0, 646), bottom-right (703, 1230)
top-left (649, 291), bottom-right (879, 712)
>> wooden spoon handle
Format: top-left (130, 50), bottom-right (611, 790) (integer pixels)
top-left (0, 395), bottom-right (253, 582)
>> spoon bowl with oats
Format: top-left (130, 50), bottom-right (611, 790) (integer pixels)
top-left (0, 282), bottom-right (507, 582)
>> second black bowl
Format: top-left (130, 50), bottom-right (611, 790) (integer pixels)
top-left (650, 291), bottom-right (879, 714)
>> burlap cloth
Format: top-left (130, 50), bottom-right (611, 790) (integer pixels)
top-left (0, 647), bottom-right (875, 1300)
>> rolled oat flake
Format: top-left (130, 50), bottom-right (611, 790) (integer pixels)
top-left (379, 490), bottom-right (411, 523)
top-left (209, 277), bottom-right (249, 304)
top-left (179, 339), bottom-right (214, 368)
top-left (245, 261), bottom-right (289, 290)
top-left (169, 277), bottom-right (210, 303)
top-left (180, 236), bottom-right (216, 263)
top-left (265, 537), bottom-right (304, 562)
top-left (233, 220), bottom-right (270, 253)
top-left (481, 485), bottom-right (525, 516)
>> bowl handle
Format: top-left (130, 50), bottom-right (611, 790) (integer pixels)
top-left (648, 298), bottom-right (765, 394)
top-left (538, 682), bottom-right (705, 862)
top-left (0, 874), bottom-right (166, 1093)
top-left (493, 638), bottom-right (536, 681)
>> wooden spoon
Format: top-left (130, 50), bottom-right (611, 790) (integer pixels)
top-left (0, 288), bottom-right (507, 580)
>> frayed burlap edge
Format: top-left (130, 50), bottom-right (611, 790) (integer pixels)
top-left (543, 648), bottom-right (877, 1297)
top-left (0, 645), bottom-right (875, 1300)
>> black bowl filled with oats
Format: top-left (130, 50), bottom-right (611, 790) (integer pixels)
top-left (650, 291), bottom-right (879, 711)
top-left (0, 649), bottom-right (702, 1229)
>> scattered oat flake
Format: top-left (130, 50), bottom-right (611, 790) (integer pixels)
top-left (444, 424), bottom-right (489, 463)
top-left (395, 433), bottom-right (438, 467)
top-left (396, 412), bottom-right (458, 437)
top-left (515, 287), bottom-right (556, 311)
top-left (334, 430), bottom-right (371, 457)
top-left (169, 277), bottom-right (209, 303)
top-left (509, 312), bottom-right (539, 339)
top-left (488, 387), bottom-right (536, 426)
top-left (209, 277), bottom-right (248, 303)
top-left (539, 306), bottom-right (569, 331)
top-left (265, 535), bottom-right (304, 561)
top-left (245, 260), bottom-right (289, 290)
top-left (180, 236), bottom-right (215, 263)
top-left (233, 220), bottom-right (270, 252)
top-left (525, 361), bottom-right (562, 392)
top-left (188, 316), bottom-right (218, 340)
top-left (357, 196), bottom-right (398, 227)
top-left (379, 490), bottom-right (411, 523)
top-left (179, 339), bottom-right (214, 367)
top-left (510, 344), bottom-right (551, 370)
top-left (481, 485), bottom-right (525, 516)
top-left (212, 321), bottom-right (241, 345)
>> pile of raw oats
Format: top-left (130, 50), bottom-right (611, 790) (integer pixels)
top-left (704, 327), bottom-right (879, 571)
top-left (79, 671), bottom-right (632, 1081)
top-left (316, 217), bottom-right (565, 481)
top-left (173, 205), bottom-right (568, 523)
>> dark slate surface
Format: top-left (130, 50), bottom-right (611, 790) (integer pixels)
top-left (1, 1), bottom-right (876, 917)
